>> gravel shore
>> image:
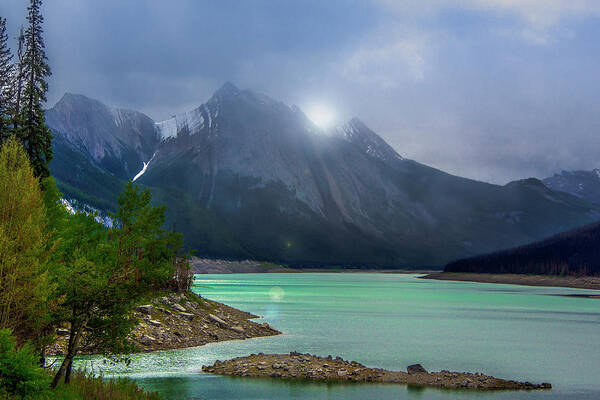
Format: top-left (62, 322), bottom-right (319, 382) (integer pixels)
top-left (422, 272), bottom-right (600, 291)
top-left (202, 352), bottom-right (552, 390)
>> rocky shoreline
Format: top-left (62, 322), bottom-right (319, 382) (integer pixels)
top-left (202, 353), bottom-right (552, 390)
top-left (49, 292), bottom-right (280, 355)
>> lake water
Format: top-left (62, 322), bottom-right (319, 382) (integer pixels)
top-left (80, 273), bottom-right (600, 399)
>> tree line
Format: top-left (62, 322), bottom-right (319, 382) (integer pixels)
top-left (445, 221), bottom-right (600, 276)
top-left (0, 1), bottom-right (192, 397)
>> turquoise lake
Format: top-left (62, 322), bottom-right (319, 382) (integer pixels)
top-left (80, 273), bottom-right (600, 399)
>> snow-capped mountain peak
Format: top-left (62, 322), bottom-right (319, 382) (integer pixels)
top-left (332, 118), bottom-right (404, 162)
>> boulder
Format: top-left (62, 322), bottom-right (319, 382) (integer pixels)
top-left (148, 319), bottom-right (162, 327)
top-left (407, 364), bottom-right (427, 374)
top-left (230, 325), bottom-right (244, 333)
top-left (173, 303), bottom-right (187, 312)
top-left (136, 304), bottom-right (153, 314)
top-left (140, 335), bottom-right (156, 345)
top-left (179, 312), bottom-right (194, 320)
top-left (209, 314), bottom-right (228, 326)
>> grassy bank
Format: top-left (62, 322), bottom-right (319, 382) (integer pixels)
top-left (1, 371), bottom-right (161, 400)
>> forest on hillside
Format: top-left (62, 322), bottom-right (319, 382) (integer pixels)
top-left (445, 221), bottom-right (600, 276)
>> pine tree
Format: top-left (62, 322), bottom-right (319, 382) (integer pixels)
top-left (17, 0), bottom-right (52, 179)
top-left (13, 26), bottom-right (25, 125)
top-left (0, 18), bottom-right (13, 142)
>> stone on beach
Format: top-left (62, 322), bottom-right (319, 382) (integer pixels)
top-left (407, 364), bottom-right (427, 374)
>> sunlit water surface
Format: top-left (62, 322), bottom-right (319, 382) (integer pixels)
top-left (73, 273), bottom-right (600, 399)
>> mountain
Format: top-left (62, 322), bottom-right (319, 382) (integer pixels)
top-left (46, 83), bottom-right (600, 267)
top-left (543, 169), bottom-right (600, 204)
top-left (444, 221), bottom-right (600, 276)
top-left (46, 93), bottom-right (159, 180)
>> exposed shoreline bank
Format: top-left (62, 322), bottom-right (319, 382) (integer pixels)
top-left (422, 272), bottom-right (600, 292)
top-left (202, 352), bottom-right (552, 390)
top-left (189, 257), bottom-right (435, 274)
top-left (48, 292), bottom-right (280, 356)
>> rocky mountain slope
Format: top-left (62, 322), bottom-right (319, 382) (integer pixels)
top-left (543, 169), bottom-right (600, 204)
top-left (46, 83), bottom-right (600, 267)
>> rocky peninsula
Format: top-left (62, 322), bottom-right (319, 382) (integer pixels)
top-left (202, 353), bottom-right (552, 390)
top-left (49, 292), bottom-right (280, 355)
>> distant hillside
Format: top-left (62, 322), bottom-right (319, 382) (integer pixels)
top-left (543, 169), bottom-right (600, 204)
top-left (445, 221), bottom-right (600, 276)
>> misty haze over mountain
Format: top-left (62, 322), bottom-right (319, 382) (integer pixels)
top-left (45, 83), bottom-right (600, 267)
top-left (3, 0), bottom-right (600, 183)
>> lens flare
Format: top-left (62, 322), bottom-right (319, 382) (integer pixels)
top-left (305, 103), bottom-right (337, 128)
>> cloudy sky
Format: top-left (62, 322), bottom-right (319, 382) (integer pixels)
top-left (2, 0), bottom-right (599, 183)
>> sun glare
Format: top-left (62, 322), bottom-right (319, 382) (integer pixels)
top-left (305, 103), bottom-right (337, 129)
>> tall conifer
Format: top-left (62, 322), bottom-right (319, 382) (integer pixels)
top-left (0, 18), bottom-right (13, 142)
top-left (18, 0), bottom-right (52, 179)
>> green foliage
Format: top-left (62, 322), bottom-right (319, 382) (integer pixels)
top-left (0, 333), bottom-right (162, 400)
top-left (0, 329), bottom-right (51, 397)
top-left (50, 182), bottom-right (183, 387)
top-left (48, 372), bottom-right (163, 400)
top-left (0, 139), bottom-right (53, 345)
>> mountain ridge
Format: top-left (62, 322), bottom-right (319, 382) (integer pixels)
top-left (46, 83), bottom-right (600, 267)
top-left (543, 169), bottom-right (600, 204)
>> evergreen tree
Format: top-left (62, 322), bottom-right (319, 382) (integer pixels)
top-left (13, 26), bottom-right (25, 128)
top-left (0, 17), bottom-right (13, 142)
top-left (17, 0), bottom-right (52, 179)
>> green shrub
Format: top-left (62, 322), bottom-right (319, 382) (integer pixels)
top-left (0, 329), bottom-right (51, 397)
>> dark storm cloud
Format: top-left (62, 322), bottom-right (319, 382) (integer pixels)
top-left (2, 0), bottom-right (600, 183)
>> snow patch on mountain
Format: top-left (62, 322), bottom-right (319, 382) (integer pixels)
top-left (132, 151), bottom-right (157, 182)
top-left (155, 100), bottom-right (221, 140)
top-left (60, 198), bottom-right (115, 228)
top-left (333, 118), bottom-right (404, 162)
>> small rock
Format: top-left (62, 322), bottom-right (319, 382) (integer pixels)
top-left (179, 312), bottom-right (194, 320)
top-left (185, 301), bottom-right (197, 310)
top-left (56, 328), bottom-right (69, 336)
top-left (337, 370), bottom-right (348, 377)
top-left (136, 304), bottom-right (154, 314)
top-left (160, 297), bottom-right (171, 305)
top-left (209, 314), bottom-right (228, 326)
top-left (173, 303), bottom-right (187, 312)
top-left (230, 325), bottom-right (244, 333)
top-left (148, 319), bottom-right (162, 327)
top-left (140, 335), bottom-right (156, 345)
top-left (407, 364), bottom-right (428, 374)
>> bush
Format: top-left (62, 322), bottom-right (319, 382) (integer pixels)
top-left (0, 329), bottom-right (51, 397)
